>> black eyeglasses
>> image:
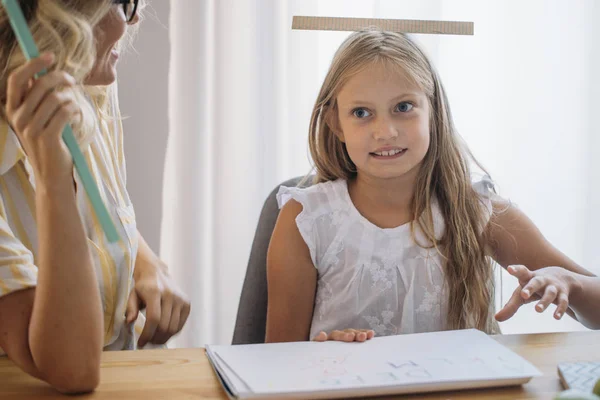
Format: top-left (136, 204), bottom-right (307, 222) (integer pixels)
top-left (112, 0), bottom-right (139, 23)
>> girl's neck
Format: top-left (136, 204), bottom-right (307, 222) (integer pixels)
top-left (350, 170), bottom-right (417, 208)
top-left (347, 168), bottom-right (419, 229)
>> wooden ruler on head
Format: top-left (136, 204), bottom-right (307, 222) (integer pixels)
top-left (292, 16), bottom-right (474, 35)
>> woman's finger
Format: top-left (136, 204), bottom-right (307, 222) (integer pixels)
top-left (137, 294), bottom-right (161, 348)
top-left (43, 100), bottom-right (79, 140)
top-left (167, 304), bottom-right (182, 338)
top-left (150, 294), bottom-right (174, 345)
top-left (12, 71), bottom-right (75, 132)
top-left (27, 90), bottom-right (74, 134)
top-left (6, 53), bottom-right (55, 115)
top-left (177, 302), bottom-right (190, 332)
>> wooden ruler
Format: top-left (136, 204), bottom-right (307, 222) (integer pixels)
top-left (292, 16), bottom-right (473, 36)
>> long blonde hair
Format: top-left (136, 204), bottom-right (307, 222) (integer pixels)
top-left (0, 0), bottom-right (142, 147)
top-left (309, 29), bottom-right (499, 334)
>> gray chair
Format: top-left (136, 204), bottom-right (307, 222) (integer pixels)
top-left (232, 176), bottom-right (313, 345)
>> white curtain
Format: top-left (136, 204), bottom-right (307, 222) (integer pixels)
top-left (162, 0), bottom-right (599, 347)
top-left (161, 0), bottom-right (318, 348)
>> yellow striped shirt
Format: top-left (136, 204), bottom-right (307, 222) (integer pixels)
top-left (0, 91), bottom-right (144, 355)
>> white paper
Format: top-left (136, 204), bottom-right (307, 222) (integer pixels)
top-left (206, 329), bottom-right (542, 399)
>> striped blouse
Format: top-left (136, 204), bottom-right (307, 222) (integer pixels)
top-left (0, 90), bottom-right (145, 355)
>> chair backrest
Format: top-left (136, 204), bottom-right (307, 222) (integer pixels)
top-left (231, 176), bottom-right (313, 344)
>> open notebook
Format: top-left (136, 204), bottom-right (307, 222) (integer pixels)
top-left (205, 329), bottom-right (542, 399)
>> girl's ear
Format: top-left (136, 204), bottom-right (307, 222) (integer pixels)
top-left (324, 103), bottom-right (345, 143)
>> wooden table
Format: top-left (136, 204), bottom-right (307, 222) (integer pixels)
top-left (1, 331), bottom-right (598, 399)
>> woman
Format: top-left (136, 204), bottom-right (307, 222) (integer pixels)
top-left (0, 0), bottom-right (190, 393)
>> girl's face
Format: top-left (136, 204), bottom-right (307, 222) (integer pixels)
top-left (334, 61), bottom-right (431, 182)
top-left (85, 5), bottom-right (139, 86)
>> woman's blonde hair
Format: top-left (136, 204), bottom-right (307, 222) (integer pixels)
top-left (309, 29), bottom-right (500, 334)
top-left (0, 0), bottom-right (142, 147)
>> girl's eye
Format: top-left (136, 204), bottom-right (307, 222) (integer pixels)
top-left (352, 108), bottom-right (372, 118)
top-left (395, 102), bottom-right (414, 113)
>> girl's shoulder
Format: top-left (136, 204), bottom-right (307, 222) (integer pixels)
top-left (276, 179), bottom-right (348, 218)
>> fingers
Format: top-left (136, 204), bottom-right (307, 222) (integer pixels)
top-left (125, 290), bottom-right (140, 324)
top-left (312, 331), bottom-right (328, 342)
top-left (166, 305), bottom-right (182, 341)
top-left (554, 292), bottom-right (569, 320)
top-left (521, 275), bottom-right (547, 300)
top-left (344, 329), bottom-right (375, 342)
top-left (137, 291), bottom-right (161, 348)
top-left (10, 71), bottom-right (76, 134)
top-left (43, 100), bottom-right (80, 140)
top-left (178, 301), bottom-right (191, 332)
top-left (150, 295), bottom-right (173, 345)
top-left (495, 286), bottom-right (525, 322)
top-left (497, 278), bottom-right (570, 323)
top-left (150, 292), bottom-right (191, 345)
top-left (5, 52), bottom-right (79, 155)
top-left (507, 265), bottom-right (533, 286)
top-left (6, 53), bottom-right (55, 115)
top-left (328, 330), bottom-right (353, 342)
top-left (313, 329), bottom-right (376, 343)
top-left (503, 265), bottom-right (573, 322)
top-left (344, 329), bottom-right (366, 342)
top-left (532, 284), bottom-right (568, 320)
top-left (28, 91), bottom-right (73, 134)
top-left (535, 285), bottom-right (558, 313)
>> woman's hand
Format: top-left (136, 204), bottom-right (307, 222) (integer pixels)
top-left (5, 52), bottom-right (80, 188)
top-left (126, 258), bottom-right (191, 348)
top-left (312, 329), bottom-right (375, 343)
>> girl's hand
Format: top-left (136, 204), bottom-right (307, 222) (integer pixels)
top-left (312, 329), bottom-right (375, 343)
top-left (5, 52), bottom-right (80, 187)
top-left (495, 265), bottom-right (579, 322)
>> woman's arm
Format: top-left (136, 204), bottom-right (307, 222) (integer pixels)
top-left (0, 180), bottom-right (103, 394)
top-left (0, 55), bottom-right (103, 393)
top-left (125, 231), bottom-right (190, 347)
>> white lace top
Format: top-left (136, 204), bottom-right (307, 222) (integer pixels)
top-left (276, 178), bottom-right (494, 340)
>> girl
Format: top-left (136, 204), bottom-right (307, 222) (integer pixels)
top-left (0, 0), bottom-right (189, 393)
top-left (265, 29), bottom-right (600, 344)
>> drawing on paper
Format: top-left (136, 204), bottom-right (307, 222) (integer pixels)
top-left (304, 354), bottom-right (350, 377)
